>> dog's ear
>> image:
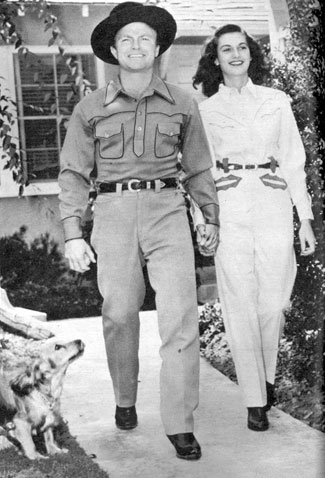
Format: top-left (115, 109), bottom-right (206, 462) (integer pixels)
top-left (10, 367), bottom-right (35, 396)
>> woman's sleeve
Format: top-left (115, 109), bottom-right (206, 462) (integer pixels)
top-left (278, 93), bottom-right (313, 220)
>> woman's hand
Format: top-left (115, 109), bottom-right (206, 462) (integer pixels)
top-left (299, 219), bottom-right (316, 256)
top-left (196, 224), bottom-right (219, 256)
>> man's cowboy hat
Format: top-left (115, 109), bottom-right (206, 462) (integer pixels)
top-left (91, 1), bottom-right (177, 65)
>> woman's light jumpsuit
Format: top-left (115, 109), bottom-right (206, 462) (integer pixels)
top-left (195, 80), bottom-right (313, 406)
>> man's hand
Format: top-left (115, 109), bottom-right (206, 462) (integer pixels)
top-left (65, 238), bottom-right (96, 273)
top-left (196, 224), bottom-right (219, 256)
top-left (299, 219), bottom-right (316, 256)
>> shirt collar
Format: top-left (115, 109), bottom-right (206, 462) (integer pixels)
top-left (104, 74), bottom-right (175, 105)
top-left (219, 78), bottom-right (257, 99)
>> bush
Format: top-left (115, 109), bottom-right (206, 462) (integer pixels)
top-left (199, 303), bottom-right (236, 383)
top-left (0, 227), bottom-right (103, 320)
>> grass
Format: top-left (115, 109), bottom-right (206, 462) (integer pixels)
top-left (0, 328), bottom-right (110, 478)
top-left (0, 421), bottom-right (110, 478)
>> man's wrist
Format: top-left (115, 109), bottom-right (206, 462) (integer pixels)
top-left (200, 203), bottom-right (219, 227)
top-left (62, 216), bottom-right (83, 242)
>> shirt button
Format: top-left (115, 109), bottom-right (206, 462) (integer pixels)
top-left (137, 126), bottom-right (142, 131)
top-left (137, 111), bottom-right (142, 116)
top-left (105, 133), bottom-right (109, 138)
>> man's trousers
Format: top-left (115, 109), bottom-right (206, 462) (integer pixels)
top-left (91, 188), bottom-right (199, 434)
top-left (215, 170), bottom-right (297, 407)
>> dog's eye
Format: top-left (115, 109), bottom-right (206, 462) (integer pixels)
top-left (54, 344), bottom-right (63, 350)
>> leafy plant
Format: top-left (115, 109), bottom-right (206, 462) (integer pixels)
top-left (0, 227), bottom-right (103, 320)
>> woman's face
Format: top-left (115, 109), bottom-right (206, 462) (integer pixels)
top-left (215, 31), bottom-right (251, 84)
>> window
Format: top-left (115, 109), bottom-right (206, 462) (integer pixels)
top-left (13, 53), bottom-right (97, 182)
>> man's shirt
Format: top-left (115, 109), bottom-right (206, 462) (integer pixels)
top-left (59, 74), bottom-right (218, 240)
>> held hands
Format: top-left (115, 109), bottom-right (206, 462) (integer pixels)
top-left (299, 219), bottom-right (316, 256)
top-left (65, 238), bottom-right (96, 273)
top-left (196, 224), bottom-right (219, 256)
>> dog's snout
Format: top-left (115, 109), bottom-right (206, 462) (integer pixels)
top-left (75, 339), bottom-right (85, 351)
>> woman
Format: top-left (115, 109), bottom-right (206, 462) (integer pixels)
top-left (192, 24), bottom-right (315, 431)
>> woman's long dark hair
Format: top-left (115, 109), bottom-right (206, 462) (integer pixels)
top-left (193, 24), bottom-right (271, 97)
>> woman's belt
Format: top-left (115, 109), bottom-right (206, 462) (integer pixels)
top-left (217, 158), bottom-right (279, 173)
top-left (97, 177), bottom-right (178, 193)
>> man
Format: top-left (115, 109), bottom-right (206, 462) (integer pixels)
top-left (58, 1), bottom-right (219, 460)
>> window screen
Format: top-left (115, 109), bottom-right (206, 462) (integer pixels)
top-left (14, 53), bottom-right (97, 181)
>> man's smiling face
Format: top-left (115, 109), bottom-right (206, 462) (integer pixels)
top-left (110, 22), bottom-right (160, 72)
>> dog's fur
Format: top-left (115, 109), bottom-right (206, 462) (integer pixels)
top-left (0, 338), bottom-right (84, 459)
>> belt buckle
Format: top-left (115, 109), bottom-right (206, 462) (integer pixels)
top-left (128, 179), bottom-right (141, 192)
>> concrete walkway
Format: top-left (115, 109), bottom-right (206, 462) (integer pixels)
top-left (2, 312), bottom-right (325, 477)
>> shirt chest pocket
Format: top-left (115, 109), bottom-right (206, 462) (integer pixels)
top-left (95, 122), bottom-right (124, 159)
top-left (207, 118), bottom-right (241, 147)
top-left (155, 122), bottom-right (180, 158)
top-left (258, 106), bottom-right (281, 132)
top-left (208, 117), bottom-right (237, 136)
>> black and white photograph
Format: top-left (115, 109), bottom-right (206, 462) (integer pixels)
top-left (0, 1), bottom-right (324, 477)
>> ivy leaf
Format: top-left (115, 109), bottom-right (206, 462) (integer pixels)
top-left (8, 24), bottom-right (15, 36)
top-left (66, 91), bottom-right (74, 102)
top-left (48, 37), bottom-right (56, 47)
top-left (3, 135), bottom-right (11, 150)
top-left (44, 22), bottom-right (52, 33)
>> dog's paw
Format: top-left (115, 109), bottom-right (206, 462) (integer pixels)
top-left (53, 447), bottom-right (69, 454)
top-left (47, 445), bottom-right (68, 455)
top-left (28, 452), bottom-right (49, 460)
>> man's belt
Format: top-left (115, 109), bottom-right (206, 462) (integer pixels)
top-left (216, 158), bottom-right (279, 173)
top-left (97, 177), bottom-right (178, 193)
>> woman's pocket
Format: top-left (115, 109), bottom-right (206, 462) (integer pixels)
top-left (259, 173), bottom-right (287, 190)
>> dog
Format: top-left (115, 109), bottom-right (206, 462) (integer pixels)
top-left (0, 338), bottom-right (84, 459)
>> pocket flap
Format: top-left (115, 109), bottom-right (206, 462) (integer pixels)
top-left (157, 122), bottom-right (180, 137)
top-left (260, 105), bottom-right (281, 118)
top-left (95, 122), bottom-right (122, 139)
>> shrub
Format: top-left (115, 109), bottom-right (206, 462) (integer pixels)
top-left (199, 303), bottom-right (236, 383)
top-left (0, 226), bottom-right (67, 289)
top-left (0, 227), bottom-right (103, 320)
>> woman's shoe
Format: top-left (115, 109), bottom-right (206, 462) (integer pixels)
top-left (247, 407), bottom-right (269, 431)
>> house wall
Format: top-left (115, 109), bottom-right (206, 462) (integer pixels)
top-left (0, 195), bottom-right (64, 248)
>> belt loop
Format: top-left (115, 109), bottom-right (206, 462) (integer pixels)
top-left (222, 158), bottom-right (229, 173)
top-left (269, 156), bottom-right (277, 173)
top-left (154, 179), bottom-right (161, 193)
top-left (116, 183), bottom-right (122, 195)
